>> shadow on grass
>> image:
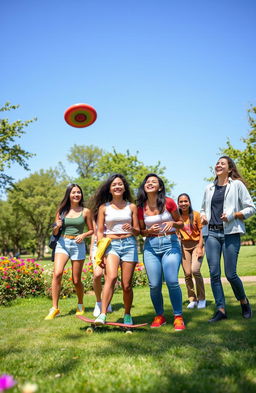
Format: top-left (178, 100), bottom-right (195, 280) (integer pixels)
top-left (2, 287), bottom-right (256, 393)
top-left (60, 297), bottom-right (256, 392)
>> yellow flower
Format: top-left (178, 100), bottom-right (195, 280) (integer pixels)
top-left (21, 382), bottom-right (38, 393)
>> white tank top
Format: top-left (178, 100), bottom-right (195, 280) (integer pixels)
top-left (105, 202), bottom-right (132, 235)
top-left (144, 209), bottom-right (176, 233)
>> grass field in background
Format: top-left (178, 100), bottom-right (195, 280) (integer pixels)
top-left (1, 284), bottom-right (256, 393)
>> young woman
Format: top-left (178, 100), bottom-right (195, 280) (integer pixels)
top-left (89, 217), bottom-right (112, 317)
top-left (201, 156), bottom-right (256, 322)
top-left (137, 174), bottom-right (185, 331)
top-left (45, 183), bottom-right (93, 320)
top-left (93, 174), bottom-right (140, 325)
top-left (178, 193), bottom-right (206, 309)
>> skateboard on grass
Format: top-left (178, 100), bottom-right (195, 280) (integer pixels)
top-left (76, 315), bottom-right (148, 334)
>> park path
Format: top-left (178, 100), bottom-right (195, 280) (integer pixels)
top-left (179, 276), bottom-right (256, 284)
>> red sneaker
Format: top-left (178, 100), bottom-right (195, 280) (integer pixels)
top-left (174, 315), bottom-right (186, 331)
top-left (150, 315), bottom-right (166, 328)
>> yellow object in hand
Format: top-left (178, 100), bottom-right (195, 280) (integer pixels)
top-left (95, 237), bottom-right (112, 266)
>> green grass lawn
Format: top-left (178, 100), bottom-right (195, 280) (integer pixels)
top-left (1, 283), bottom-right (256, 393)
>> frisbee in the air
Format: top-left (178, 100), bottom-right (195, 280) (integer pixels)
top-left (64, 103), bottom-right (97, 128)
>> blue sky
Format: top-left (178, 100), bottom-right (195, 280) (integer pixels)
top-left (1, 0), bottom-right (255, 209)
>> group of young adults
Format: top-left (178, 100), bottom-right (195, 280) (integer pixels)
top-left (45, 156), bottom-right (256, 330)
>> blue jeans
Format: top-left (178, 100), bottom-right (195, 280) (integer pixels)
top-left (143, 234), bottom-right (182, 316)
top-left (204, 230), bottom-right (246, 309)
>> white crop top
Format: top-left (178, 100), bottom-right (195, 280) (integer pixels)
top-left (105, 202), bottom-right (132, 235)
top-left (144, 209), bottom-right (176, 233)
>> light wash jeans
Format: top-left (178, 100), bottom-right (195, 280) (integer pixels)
top-left (204, 230), bottom-right (246, 309)
top-left (143, 234), bottom-right (182, 316)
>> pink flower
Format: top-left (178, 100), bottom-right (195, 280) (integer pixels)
top-left (0, 374), bottom-right (16, 391)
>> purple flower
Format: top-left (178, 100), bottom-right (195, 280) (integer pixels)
top-left (0, 374), bottom-right (16, 391)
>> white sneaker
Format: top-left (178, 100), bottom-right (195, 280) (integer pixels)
top-left (197, 300), bottom-right (206, 309)
top-left (187, 301), bottom-right (197, 309)
top-left (107, 304), bottom-right (112, 313)
top-left (93, 302), bottom-right (102, 317)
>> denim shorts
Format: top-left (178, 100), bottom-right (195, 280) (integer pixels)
top-left (105, 236), bottom-right (138, 262)
top-left (55, 236), bottom-right (86, 261)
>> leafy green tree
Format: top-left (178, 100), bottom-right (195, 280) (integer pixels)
top-left (95, 148), bottom-right (174, 195)
top-left (67, 144), bottom-right (104, 178)
top-left (220, 106), bottom-right (256, 242)
top-left (220, 106), bottom-right (256, 200)
top-left (8, 169), bottom-right (66, 259)
top-left (69, 145), bottom-right (174, 200)
top-left (0, 200), bottom-right (33, 256)
top-left (0, 102), bottom-right (36, 191)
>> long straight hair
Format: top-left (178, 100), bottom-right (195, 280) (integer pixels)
top-left (137, 173), bottom-right (166, 213)
top-left (215, 156), bottom-right (246, 184)
top-left (178, 193), bottom-right (194, 227)
top-left (91, 174), bottom-right (133, 219)
top-left (57, 183), bottom-right (84, 216)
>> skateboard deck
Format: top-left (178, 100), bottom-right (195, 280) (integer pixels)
top-left (77, 315), bottom-right (148, 330)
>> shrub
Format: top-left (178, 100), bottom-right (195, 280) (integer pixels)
top-left (44, 263), bottom-right (94, 298)
top-left (132, 262), bottom-right (148, 287)
top-left (0, 257), bottom-right (45, 306)
top-left (0, 257), bottom-right (148, 305)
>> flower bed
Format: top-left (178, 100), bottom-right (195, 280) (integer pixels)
top-left (0, 257), bottom-right (148, 306)
top-left (0, 257), bottom-right (45, 306)
top-left (43, 263), bottom-right (94, 299)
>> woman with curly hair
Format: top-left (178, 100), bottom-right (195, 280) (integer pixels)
top-left (92, 174), bottom-right (140, 325)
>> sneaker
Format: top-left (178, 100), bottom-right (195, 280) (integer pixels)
top-left (174, 315), bottom-right (186, 331)
top-left (76, 306), bottom-right (85, 316)
top-left (94, 313), bottom-right (106, 325)
top-left (107, 304), bottom-right (113, 313)
top-left (124, 314), bottom-right (133, 325)
top-left (150, 315), bottom-right (166, 328)
top-left (208, 310), bottom-right (227, 323)
top-left (241, 298), bottom-right (252, 319)
top-left (187, 301), bottom-right (197, 309)
top-left (45, 307), bottom-right (60, 320)
top-left (197, 300), bottom-right (206, 309)
top-left (93, 302), bottom-right (102, 317)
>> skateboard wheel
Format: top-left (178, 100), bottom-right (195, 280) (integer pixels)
top-left (125, 330), bottom-right (133, 335)
top-left (86, 327), bottom-right (94, 334)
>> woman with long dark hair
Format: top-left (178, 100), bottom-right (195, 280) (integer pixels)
top-left (201, 156), bottom-right (255, 322)
top-left (178, 193), bottom-right (206, 309)
top-left (92, 174), bottom-right (140, 325)
top-left (137, 174), bottom-right (185, 331)
top-left (45, 183), bottom-right (93, 320)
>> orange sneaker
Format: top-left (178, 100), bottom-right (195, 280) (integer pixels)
top-left (150, 315), bottom-right (166, 328)
top-left (174, 315), bottom-right (186, 331)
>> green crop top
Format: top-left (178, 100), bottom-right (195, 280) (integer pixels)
top-left (62, 213), bottom-right (85, 236)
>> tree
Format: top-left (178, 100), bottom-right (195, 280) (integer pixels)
top-left (220, 106), bottom-right (255, 200)
top-left (69, 146), bottom-right (174, 201)
top-left (0, 102), bottom-right (36, 191)
top-left (67, 144), bottom-right (104, 178)
top-left (8, 169), bottom-right (66, 259)
top-left (95, 148), bottom-right (174, 195)
top-left (220, 106), bottom-right (256, 242)
top-left (0, 200), bottom-right (33, 256)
